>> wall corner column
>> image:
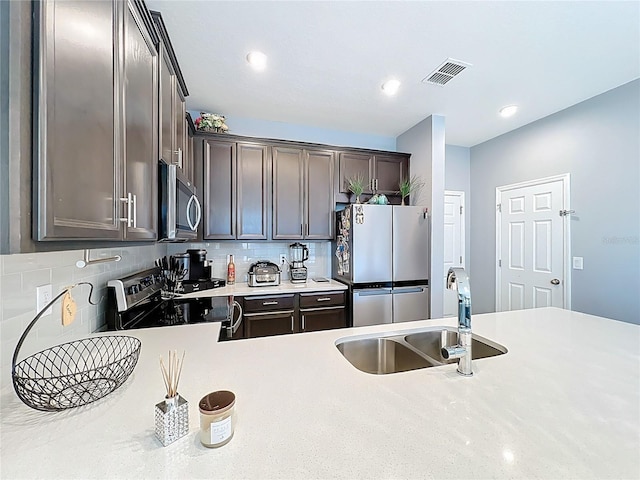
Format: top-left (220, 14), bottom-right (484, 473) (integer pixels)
top-left (397, 114), bottom-right (446, 319)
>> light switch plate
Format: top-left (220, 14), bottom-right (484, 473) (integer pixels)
top-left (572, 257), bottom-right (584, 270)
top-left (36, 284), bottom-right (53, 316)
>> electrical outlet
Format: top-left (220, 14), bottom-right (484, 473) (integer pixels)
top-left (572, 256), bottom-right (584, 270)
top-left (36, 284), bottom-right (53, 316)
top-left (279, 254), bottom-right (287, 265)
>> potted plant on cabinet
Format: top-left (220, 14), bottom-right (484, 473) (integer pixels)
top-left (347, 173), bottom-right (366, 204)
top-left (398, 175), bottom-right (424, 205)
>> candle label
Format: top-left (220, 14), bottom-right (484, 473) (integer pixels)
top-left (210, 416), bottom-right (232, 444)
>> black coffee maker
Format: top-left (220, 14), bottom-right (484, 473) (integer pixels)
top-left (187, 249), bottom-right (210, 281)
top-left (179, 249), bottom-right (225, 293)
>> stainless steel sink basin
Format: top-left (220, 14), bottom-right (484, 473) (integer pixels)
top-left (336, 337), bottom-right (436, 375)
top-left (404, 329), bottom-right (507, 363)
top-left (336, 327), bottom-right (507, 375)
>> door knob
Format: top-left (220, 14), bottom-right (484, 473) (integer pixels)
top-left (550, 278), bottom-right (560, 285)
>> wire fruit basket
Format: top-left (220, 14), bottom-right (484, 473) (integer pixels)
top-left (12, 284), bottom-right (142, 412)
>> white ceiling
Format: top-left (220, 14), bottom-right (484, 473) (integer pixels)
top-left (146, 1), bottom-right (640, 147)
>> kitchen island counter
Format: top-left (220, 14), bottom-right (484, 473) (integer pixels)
top-left (1, 307), bottom-right (638, 479)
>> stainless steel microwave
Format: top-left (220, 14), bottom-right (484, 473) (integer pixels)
top-left (158, 161), bottom-right (201, 241)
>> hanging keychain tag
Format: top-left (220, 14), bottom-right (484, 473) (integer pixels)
top-left (61, 290), bottom-right (77, 326)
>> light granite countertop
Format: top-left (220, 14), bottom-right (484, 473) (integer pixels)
top-left (1, 307), bottom-right (638, 479)
top-left (177, 278), bottom-right (348, 299)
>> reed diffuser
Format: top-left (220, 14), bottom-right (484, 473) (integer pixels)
top-left (154, 350), bottom-right (189, 446)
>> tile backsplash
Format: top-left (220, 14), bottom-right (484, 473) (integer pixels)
top-left (0, 244), bottom-right (165, 389)
top-left (167, 241), bottom-right (332, 283)
top-left (0, 241), bottom-right (332, 389)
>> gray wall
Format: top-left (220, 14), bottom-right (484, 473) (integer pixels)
top-left (445, 145), bottom-right (471, 273)
top-left (470, 79), bottom-right (640, 324)
top-left (188, 111), bottom-right (397, 152)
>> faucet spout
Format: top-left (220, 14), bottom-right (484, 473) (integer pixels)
top-left (447, 268), bottom-right (471, 330)
top-left (442, 267), bottom-right (473, 376)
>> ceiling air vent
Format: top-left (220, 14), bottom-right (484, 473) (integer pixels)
top-left (422, 58), bottom-right (472, 86)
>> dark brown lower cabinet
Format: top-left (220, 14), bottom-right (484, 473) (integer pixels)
top-left (238, 291), bottom-right (347, 339)
top-left (244, 310), bottom-right (296, 338)
top-left (300, 307), bottom-right (347, 333)
top-left (242, 294), bottom-right (296, 339)
top-left (299, 291), bottom-right (346, 333)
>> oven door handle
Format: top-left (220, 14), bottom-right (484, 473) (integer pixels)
top-left (227, 301), bottom-right (243, 336)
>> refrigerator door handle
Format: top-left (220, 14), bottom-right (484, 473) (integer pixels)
top-left (355, 288), bottom-right (393, 296)
top-left (392, 287), bottom-right (425, 294)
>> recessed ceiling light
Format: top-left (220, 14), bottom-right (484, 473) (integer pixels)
top-left (246, 51), bottom-right (267, 71)
top-left (381, 79), bottom-right (401, 96)
top-left (499, 105), bottom-right (518, 118)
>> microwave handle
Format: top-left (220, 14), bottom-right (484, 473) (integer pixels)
top-left (193, 194), bottom-right (202, 229)
top-left (186, 194), bottom-right (201, 231)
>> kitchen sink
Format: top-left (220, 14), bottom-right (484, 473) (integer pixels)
top-left (404, 329), bottom-right (507, 363)
top-left (335, 327), bottom-right (507, 375)
top-left (336, 337), bottom-right (436, 374)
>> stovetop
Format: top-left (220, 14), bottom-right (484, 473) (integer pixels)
top-left (106, 267), bottom-right (230, 331)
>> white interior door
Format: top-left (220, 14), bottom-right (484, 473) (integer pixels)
top-left (443, 191), bottom-right (465, 317)
top-left (496, 175), bottom-right (570, 311)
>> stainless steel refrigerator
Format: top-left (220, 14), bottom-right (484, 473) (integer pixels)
top-left (332, 204), bottom-right (430, 327)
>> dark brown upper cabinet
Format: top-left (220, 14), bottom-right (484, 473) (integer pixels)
top-left (337, 151), bottom-right (409, 198)
top-left (237, 143), bottom-right (269, 239)
top-left (33, 0), bottom-right (158, 241)
top-left (123, 0), bottom-right (159, 240)
top-left (203, 139), bottom-right (269, 240)
top-left (337, 152), bottom-right (374, 195)
top-left (272, 146), bottom-right (334, 240)
top-left (151, 11), bottom-right (191, 182)
top-left (373, 154), bottom-right (409, 196)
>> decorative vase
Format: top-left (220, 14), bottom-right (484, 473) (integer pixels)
top-left (401, 198), bottom-right (406, 206)
top-left (355, 195), bottom-right (361, 204)
top-left (155, 394), bottom-right (189, 446)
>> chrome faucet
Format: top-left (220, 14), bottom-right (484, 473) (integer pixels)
top-left (441, 267), bottom-right (473, 376)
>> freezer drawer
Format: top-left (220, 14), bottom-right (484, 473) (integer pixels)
top-left (352, 288), bottom-right (393, 327)
top-left (392, 285), bottom-right (429, 323)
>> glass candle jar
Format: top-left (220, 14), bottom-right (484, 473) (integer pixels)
top-left (199, 390), bottom-right (236, 448)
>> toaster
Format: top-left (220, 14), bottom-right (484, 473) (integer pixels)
top-left (248, 261), bottom-right (281, 287)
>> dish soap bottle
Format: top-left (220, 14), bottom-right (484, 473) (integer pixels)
top-left (227, 255), bottom-right (235, 285)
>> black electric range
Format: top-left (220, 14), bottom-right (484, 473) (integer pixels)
top-left (106, 267), bottom-right (240, 341)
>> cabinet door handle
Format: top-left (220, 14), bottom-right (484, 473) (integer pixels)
top-left (301, 314), bottom-right (306, 331)
top-left (262, 301), bottom-right (278, 306)
top-left (119, 193), bottom-right (133, 227)
top-left (291, 314), bottom-right (295, 332)
top-left (132, 194), bottom-right (137, 228)
top-left (316, 297), bottom-right (332, 302)
top-left (174, 148), bottom-right (183, 169)
top-left (305, 224), bottom-right (309, 237)
top-left (300, 224), bottom-right (303, 236)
